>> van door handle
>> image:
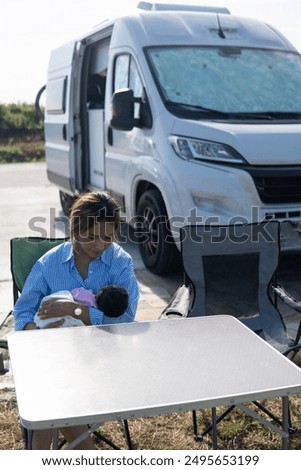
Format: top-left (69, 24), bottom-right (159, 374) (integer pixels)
top-left (62, 124), bottom-right (67, 140)
top-left (108, 126), bottom-right (113, 146)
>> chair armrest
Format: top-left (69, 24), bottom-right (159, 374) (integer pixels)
top-left (272, 285), bottom-right (301, 313)
top-left (159, 285), bottom-right (191, 319)
top-left (0, 310), bottom-right (13, 330)
top-left (0, 339), bottom-right (8, 350)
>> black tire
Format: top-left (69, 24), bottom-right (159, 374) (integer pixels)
top-left (59, 190), bottom-right (76, 216)
top-left (136, 189), bottom-right (180, 274)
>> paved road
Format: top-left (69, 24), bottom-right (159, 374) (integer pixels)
top-left (0, 162), bottom-right (181, 324)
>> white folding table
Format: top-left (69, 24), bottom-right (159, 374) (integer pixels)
top-left (8, 316), bottom-right (301, 449)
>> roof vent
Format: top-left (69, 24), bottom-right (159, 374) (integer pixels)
top-left (137, 2), bottom-right (230, 13)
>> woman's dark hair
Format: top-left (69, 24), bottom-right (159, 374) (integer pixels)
top-left (69, 191), bottom-right (120, 239)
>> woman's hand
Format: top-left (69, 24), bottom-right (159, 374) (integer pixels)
top-left (37, 299), bottom-right (90, 325)
top-left (37, 299), bottom-right (76, 319)
top-left (24, 319), bottom-right (64, 329)
top-left (43, 319), bottom-right (65, 329)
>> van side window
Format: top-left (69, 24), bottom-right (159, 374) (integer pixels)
top-left (46, 76), bottom-right (67, 114)
top-left (114, 55), bottom-right (130, 90)
top-left (129, 60), bottom-right (143, 119)
top-left (114, 54), bottom-right (144, 119)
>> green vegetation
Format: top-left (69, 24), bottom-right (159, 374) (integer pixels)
top-left (0, 103), bottom-right (44, 163)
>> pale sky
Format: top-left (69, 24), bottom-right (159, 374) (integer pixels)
top-left (0, 0), bottom-right (300, 104)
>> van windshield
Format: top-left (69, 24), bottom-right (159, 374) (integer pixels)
top-left (146, 46), bottom-right (301, 119)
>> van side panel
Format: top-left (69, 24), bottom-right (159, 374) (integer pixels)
top-left (45, 41), bottom-right (78, 193)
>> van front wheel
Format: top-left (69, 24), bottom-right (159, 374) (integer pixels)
top-left (136, 190), bottom-right (180, 274)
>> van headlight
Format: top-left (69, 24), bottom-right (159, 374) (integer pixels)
top-left (169, 136), bottom-right (246, 164)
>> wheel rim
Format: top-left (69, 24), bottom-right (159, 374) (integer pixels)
top-left (142, 206), bottom-right (160, 258)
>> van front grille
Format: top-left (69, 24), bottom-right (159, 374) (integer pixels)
top-left (246, 167), bottom-right (301, 204)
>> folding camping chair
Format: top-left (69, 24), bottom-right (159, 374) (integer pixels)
top-left (161, 221), bottom-right (301, 441)
top-left (6, 236), bottom-right (132, 450)
top-left (272, 284), bottom-right (301, 347)
top-left (1, 237), bottom-right (67, 351)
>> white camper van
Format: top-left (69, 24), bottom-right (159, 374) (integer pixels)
top-left (38, 2), bottom-right (301, 273)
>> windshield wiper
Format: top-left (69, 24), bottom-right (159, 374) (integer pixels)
top-left (262, 111), bottom-right (301, 120)
top-left (165, 102), bottom-right (301, 121)
top-left (227, 111), bottom-right (301, 120)
top-left (165, 101), bottom-right (230, 118)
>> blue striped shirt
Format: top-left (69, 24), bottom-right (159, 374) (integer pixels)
top-left (13, 241), bottom-right (140, 331)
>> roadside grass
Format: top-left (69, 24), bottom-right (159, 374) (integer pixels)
top-left (1, 394), bottom-right (301, 450)
top-left (0, 134), bottom-right (44, 164)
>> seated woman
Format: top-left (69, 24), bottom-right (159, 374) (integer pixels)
top-left (13, 191), bottom-right (140, 450)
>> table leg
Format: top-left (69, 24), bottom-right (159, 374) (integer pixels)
top-left (52, 429), bottom-right (60, 450)
top-left (212, 407), bottom-right (218, 450)
top-left (282, 396), bottom-right (289, 450)
top-left (25, 429), bottom-right (33, 450)
top-left (123, 420), bottom-right (133, 450)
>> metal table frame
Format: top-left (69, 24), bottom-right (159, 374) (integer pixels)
top-left (8, 316), bottom-right (301, 449)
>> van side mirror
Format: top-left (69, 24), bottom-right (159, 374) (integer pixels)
top-left (110, 88), bottom-right (140, 131)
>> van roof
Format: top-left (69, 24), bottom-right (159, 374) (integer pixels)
top-left (136, 2), bottom-right (230, 14)
top-left (85, 10), bottom-right (297, 53)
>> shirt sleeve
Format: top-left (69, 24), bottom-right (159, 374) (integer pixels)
top-left (92, 256), bottom-right (140, 326)
top-left (13, 261), bottom-right (49, 331)
top-left (88, 306), bottom-right (104, 325)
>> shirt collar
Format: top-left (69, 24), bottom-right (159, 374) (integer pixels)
top-left (99, 243), bottom-right (114, 266)
top-left (61, 241), bottom-right (115, 265)
top-left (61, 242), bottom-right (74, 263)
